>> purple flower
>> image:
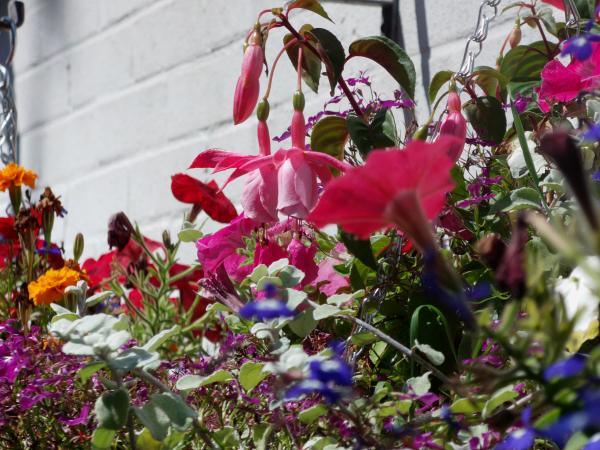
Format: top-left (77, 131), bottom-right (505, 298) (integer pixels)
top-left (584, 123), bottom-right (600, 142)
top-left (239, 299), bottom-right (296, 321)
top-left (561, 24), bottom-right (600, 61)
top-left (308, 358), bottom-right (352, 386)
top-left (497, 408), bottom-right (535, 450)
top-left (58, 403), bottom-right (91, 426)
top-left (544, 354), bottom-right (587, 381)
top-left (285, 379), bottom-right (342, 403)
top-left (584, 435), bottom-right (600, 450)
top-left (593, 171), bottom-right (600, 183)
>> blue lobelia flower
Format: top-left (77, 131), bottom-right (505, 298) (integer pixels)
top-left (593, 171), bottom-right (600, 183)
top-left (544, 353), bottom-right (587, 381)
top-left (308, 358), bottom-right (353, 387)
top-left (584, 123), bottom-right (600, 142)
top-left (561, 22), bottom-right (600, 61)
top-left (239, 299), bottom-right (296, 321)
top-left (496, 408), bottom-right (535, 450)
top-left (285, 379), bottom-right (342, 404)
top-left (583, 434), bottom-right (600, 450)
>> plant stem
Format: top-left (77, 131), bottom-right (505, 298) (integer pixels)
top-left (276, 14), bottom-right (363, 117)
top-left (264, 37), bottom-right (298, 100)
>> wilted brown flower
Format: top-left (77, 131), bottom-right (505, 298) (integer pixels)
top-left (107, 212), bottom-right (134, 251)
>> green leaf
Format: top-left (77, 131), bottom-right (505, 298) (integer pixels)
top-left (406, 372), bottom-right (431, 396)
top-left (340, 231), bottom-right (378, 270)
top-left (450, 397), bottom-right (484, 415)
top-left (91, 427), bottom-right (116, 449)
top-left (284, 26), bottom-right (323, 93)
top-left (346, 108), bottom-right (396, 158)
top-left (253, 424), bottom-right (272, 450)
top-left (111, 347), bottom-right (159, 371)
top-left (239, 362), bottom-right (268, 392)
top-left (463, 96), bottom-right (507, 143)
top-left (351, 331), bottom-right (377, 346)
top-left (310, 116), bottom-right (348, 160)
top-left (312, 304), bottom-right (341, 321)
top-left (494, 187), bottom-right (543, 212)
top-left (500, 41), bottom-right (555, 82)
top-left (428, 70), bottom-right (453, 103)
top-left (288, 309), bottom-right (318, 337)
top-left (473, 66), bottom-right (509, 97)
top-left (79, 361), bottom-right (106, 384)
top-left (134, 403), bottom-right (170, 441)
top-left (286, 0), bottom-right (332, 21)
top-left (298, 404), bottom-right (328, 424)
top-left (136, 428), bottom-right (163, 450)
top-left (482, 385), bottom-right (518, 419)
top-left (143, 325), bottom-right (180, 352)
top-left (150, 393), bottom-right (196, 431)
top-left (413, 342), bottom-right (445, 366)
top-left (85, 291), bottom-right (113, 308)
top-left (94, 388), bottom-right (129, 430)
top-left (178, 228), bottom-right (203, 243)
top-left (349, 36), bottom-right (416, 99)
top-left (176, 370), bottom-right (233, 390)
top-left (212, 426), bottom-right (240, 449)
top-left (306, 28), bottom-right (345, 95)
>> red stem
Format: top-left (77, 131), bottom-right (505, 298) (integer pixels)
top-left (277, 14), bottom-right (363, 117)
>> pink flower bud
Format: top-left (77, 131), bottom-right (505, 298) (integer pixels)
top-left (258, 120), bottom-right (271, 156)
top-left (233, 30), bottom-right (264, 125)
top-left (508, 25), bottom-right (522, 49)
top-left (291, 110), bottom-right (306, 149)
top-left (439, 90), bottom-right (467, 162)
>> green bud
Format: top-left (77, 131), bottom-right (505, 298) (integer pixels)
top-left (256, 98), bottom-right (270, 121)
top-left (8, 185), bottom-right (21, 215)
top-left (73, 233), bottom-right (84, 262)
top-left (293, 90), bottom-right (305, 112)
top-left (413, 123), bottom-right (430, 141)
top-left (162, 229), bottom-right (173, 250)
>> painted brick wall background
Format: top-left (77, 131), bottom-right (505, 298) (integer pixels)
top-left (11, 0), bottom-right (545, 261)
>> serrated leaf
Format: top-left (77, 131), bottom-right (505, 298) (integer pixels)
top-left (306, 28), bottom-right (345, 95)
top-left (239, 362), bottom-right (268, 392)
top-left (428, 70), bottom-right (454, 103)
top-left (298, 404), bottom-right (328, 424)
top-left (287, 0), bottom-right (332, 21)
top-left (310, 116), bottom-right (348, 160)
top-left (349, 36), bottom-right (416, 99)
top-left (95, 389), bottom-right (129, 430)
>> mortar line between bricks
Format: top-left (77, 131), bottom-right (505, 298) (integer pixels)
top-left (15, 0), bottom-right (175, 77)
top-left (18, 36), bottom-right (243, 136)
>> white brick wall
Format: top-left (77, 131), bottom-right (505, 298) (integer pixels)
top-left (11, 0), bottom-right (548, 261)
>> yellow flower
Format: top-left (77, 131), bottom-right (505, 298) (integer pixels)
top-left (0, 163), bottom-right (37, 191)
top-left (28, 267), bottom-right (81, 306)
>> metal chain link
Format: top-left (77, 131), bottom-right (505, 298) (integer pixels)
top-left (563, 0), bottom-right (581, 28)
top-left (457, 0), bottom-right (502, 78)
top-left (0, 12), bottom-right (18, 165)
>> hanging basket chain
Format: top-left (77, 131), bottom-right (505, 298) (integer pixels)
top-left (0, 1), bottom-right (22, 166)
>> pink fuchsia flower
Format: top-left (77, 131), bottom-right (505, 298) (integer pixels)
top-left (233, 28), bottom-right (264, 125)
top-left (311, 243), bottom-right (350, 296)
top-left (308, 137), bottom-right (458, 252)
top-left (196, 214), bottom-right (258, 282)
top-left (438, 87), bottom-right (467, 162)
top-left (170, 174), bottom-right (237, 223)
top-left (538, 42), bottom-right (600, 112)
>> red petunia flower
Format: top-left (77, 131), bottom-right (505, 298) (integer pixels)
top-left (171, 174), bottom-right (237, 224)
top-left (308, 138), bottom-right (458, 252)
top-left (541, 0), bottom-right (564, 9)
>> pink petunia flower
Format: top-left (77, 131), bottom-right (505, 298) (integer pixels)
top-left (538, 42), bottom-right (600, 112)
top-left (308, 137), bottom-right (458, 252)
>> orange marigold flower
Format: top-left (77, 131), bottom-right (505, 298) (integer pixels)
top-left (28, 267), bottom-right (81, 306)
top-left (0, 163), bottom-right (38, 191)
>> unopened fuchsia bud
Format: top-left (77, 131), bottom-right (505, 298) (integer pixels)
top-left (438, 82), bottom-right (467, 162)
top-left (233, 26), bottom-right (264, 125)
top-left (291, 90), bottom-right (306, 149)
top-left (256, 99), bottom-right (271, 156)
top-left (508, 20), bottom-right (522, 49)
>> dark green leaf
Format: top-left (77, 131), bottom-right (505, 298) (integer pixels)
top-left (284, 26), bottom-right (322, 93)
top-left (463, 96), bottom-right (507, 143)
top-left (310, 116), bottom-right (348, 159)
top-left (306, 28), bottom-right (345, 95)
top-left (428, 70), bottom-right (453, 104)
top-left (473, 66), bottom-right (508, 98)
top-left (95, 389), bottom-right (129, 430)
top-left (340, 231), bottom-right (378, 270)
top-left (347, 108), bottom-right (396, 157)
top-left (150, 393), bottom-right (196, 431)
top-left (499, 41), bottom-right (555, 82)
top-left (349, 36), bottom-right (416, 99)
top-left (286, 0), bottom-right (332, 21)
